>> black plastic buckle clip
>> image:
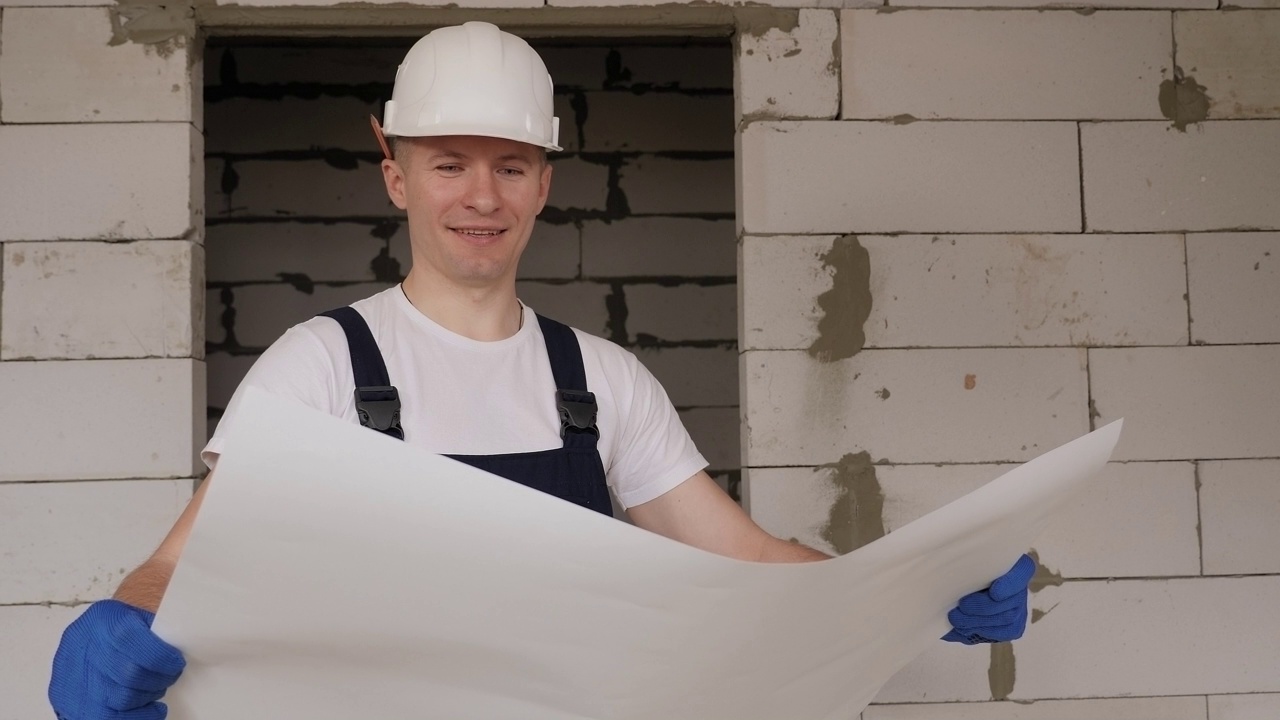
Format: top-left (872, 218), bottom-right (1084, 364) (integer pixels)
top-left (354, 385), bottom-right (404, 440)
top-left (557, 389), bottom-right (598, 438)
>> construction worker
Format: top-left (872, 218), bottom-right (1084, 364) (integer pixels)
top-left (47, 22), bottom-right (1035, 719)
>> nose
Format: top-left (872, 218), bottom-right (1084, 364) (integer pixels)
top-left (462, 167), bottom-right (500, 215)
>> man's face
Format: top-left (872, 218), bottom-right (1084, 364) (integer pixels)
top-left (381, 135), bottom-right (552, 289)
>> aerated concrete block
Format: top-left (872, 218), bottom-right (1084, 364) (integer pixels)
top-left (0, 8), bottom-right (195, 123)
top-left (0, 479), bottom-right (192, 604)
top-left (0, 359), bottom-right (205, 481)
top-left (741, 122), bottom-right (1080, 234)
top-left (2, 241), bottom-right (201, 360)
top-left (842, 10), bottom-right (1169, 120)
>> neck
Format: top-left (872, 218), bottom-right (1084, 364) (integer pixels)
top-left (401, 268), bottom-right (522, 341)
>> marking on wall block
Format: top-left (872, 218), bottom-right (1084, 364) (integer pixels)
top-left (1158, 70), bottom-right (1211, 132)
top-left (988, 643), bottom-right (1016, 700)
top-left (108, 0), bottom-right (195, 57)
top-left (1027, 549), bottom-right (1065, 593)
top-left (964, 374), bottom-right (977, 390)
top-left (807, 235), bottom-right (872, 363)
top-left (875, 387), bottom-right (890, 401)
top-left (818, 452), bottom-right (885, 555)
top-left (734, 8), bottom-right (801, 38)
top-left (605, 283), bottom-right (630, 346)
top-left (1031, 602), bottom-right (1060, 624)
top-left (370, 245), bottom-right (403, 284)
top-left (276, 273), bottom-right (315, 294)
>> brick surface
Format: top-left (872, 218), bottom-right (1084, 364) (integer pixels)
top-left (866, 696), bottom-right (1208, 720)
top-left (208, 282), bottom-right (394, 349)
top-left (521, 222), bottom-right (581, 280)
top-left (842, 10), bottom-right (1169, 120)
top-left (2, 241), bottom-right (201, 360)
top-left (0, 605), bottom-right (80, 720)
top-left (227, 0), bottom-right (540, 6)
top-left (604, 44), bottom-right (732, 90)
top-left (679, 406), bottom-right (740, 471)
top-left (1090, 346), bottom-right (1280, 461)
top-left (0, 0), bottom-right (109, 5)
top-left (547, 156), bottom-right (612, 213)
top-left (205, 96), bottom-right (382, 154)
top-left (206, 43), bottom-right (404, 86)
top-left (0, 123), bottom-right (200, 241)
top-left (1176, 11), bottom-right (1280, 119)
top-left (1200, 459), bottom-right (1280, 575)
top-left (748, 461), bottom-right (1198, 576)
top-left (741, 234), bottom-right (1188, 351)
top-left (517, 280), bottom-right (612, 337)
top-left (537, 46), bottom-right (610, 89)
top-left (743, 348), bottom-right (1089, 466)
top-left (0, 479), bottom-right (191, 604)
top-left (634, 346), bottom-right (738, 408)
top-left (737, 9), bottom-right (839, 120)
top-left (548, 0), bottom-right (849, 6)
top-left (582, 218), bottom-right (736, 278)
top-left (624, 283), bottom-right (737, 343)
top-left (207, 351), bottom-right (258, 413)
top-left (889, 0), bottom-right (1214, 7)
top-left (741, 122), bottom-right (1081, 234)
top-left (0, 359), bottom-right (204, 481)
top-left (1210, 694), bottom-right (1280, 720)
top-left (581, 92), bottom-right (733, 152)
top-left (619, 156), bottom-right (735, 215)
top-left (1082, 121), bottom-right (1280, 232)
top-left (1187, 232), bottom-right (1280, 344)
top-left (210, 158), bottom-right (394, 219)
top-left (553, 94), bottom-right (581, 153)
top-left (206, 222), bottom-right (400, 283)
top-left (0, 8), bottom-right (194, 123)
top-left (879, 577), bottom-right (1280, 701)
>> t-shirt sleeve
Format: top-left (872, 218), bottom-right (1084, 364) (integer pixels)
top-left (202, 323), bottom-right (341, 471)
top-left (606, 351), bottom-right (709, 509)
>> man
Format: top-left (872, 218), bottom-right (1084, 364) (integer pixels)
top-left (48, 22), bottom-right (1034, 719)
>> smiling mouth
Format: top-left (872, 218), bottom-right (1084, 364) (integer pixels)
top-left (452, 228), bottom-right (505, 237)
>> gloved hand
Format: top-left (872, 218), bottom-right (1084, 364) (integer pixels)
top-left (942, 554), bottom-right (1036, 645)
top-left (49, 599), bottom-right (185, 720)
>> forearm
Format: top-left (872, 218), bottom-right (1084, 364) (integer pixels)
top-left (112, 557), bottom-right (177, 613)
top-left (756, 536), bottom-right (831, 563)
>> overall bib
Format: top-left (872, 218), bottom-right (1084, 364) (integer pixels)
top-left (319, 307), bottom-right (614, 518)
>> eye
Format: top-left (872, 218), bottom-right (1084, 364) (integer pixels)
top-left (436, 164), bottom-right (463, 173)
top-left (498, 167), bottom-right (525, 177)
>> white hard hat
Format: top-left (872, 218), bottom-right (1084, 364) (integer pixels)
top-left (378, 21), bottom-right (561, 152)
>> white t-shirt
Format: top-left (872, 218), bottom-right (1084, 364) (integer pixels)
top-left (203, 286), bottom-right (707, 509)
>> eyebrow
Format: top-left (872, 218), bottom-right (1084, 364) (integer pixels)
top-left (426, 151), bottom-right (536, 165)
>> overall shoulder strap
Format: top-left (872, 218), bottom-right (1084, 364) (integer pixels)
top-left (535, 314), bottom-right (598, 439)
top-left (318, 307), bottom-right (404, 441)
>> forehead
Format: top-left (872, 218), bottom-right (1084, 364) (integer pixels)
top-left (406, 135), bottom-right (542, 163)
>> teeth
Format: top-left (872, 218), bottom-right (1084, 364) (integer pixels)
top-left (458, 229), bottom-right (500, 236)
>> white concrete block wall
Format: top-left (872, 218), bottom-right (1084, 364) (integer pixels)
top-left (0, 4), bottom-right (202, 715)
top-left (736, 5), bottom-right (1280, 716)
top-left (4, 4), bottom-right (1278, 718)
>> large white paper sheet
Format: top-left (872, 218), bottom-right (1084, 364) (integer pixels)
top-left (153, 389), bottom-right (1121, 720)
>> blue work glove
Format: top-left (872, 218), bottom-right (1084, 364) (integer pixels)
top-left (942, 554), bottom-right (1036, 645)
top-left (49, 599), bottom-right (185, 720)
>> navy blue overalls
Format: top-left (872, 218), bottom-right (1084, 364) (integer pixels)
top-left (318, 306), bottom-right (614, 518)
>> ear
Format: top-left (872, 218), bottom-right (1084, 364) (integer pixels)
top-left (382, 157), bottom-right (409, 211)
top-left (534, 161), bottom-right (553, 215)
